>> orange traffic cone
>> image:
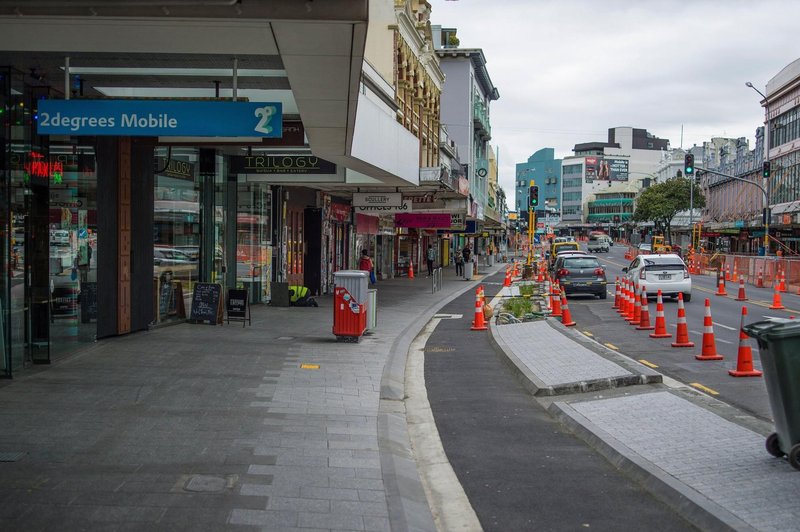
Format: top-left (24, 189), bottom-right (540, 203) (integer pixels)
top-left (536, 266), bottom-right (543, 283)
top-left (408, 258), bottom-right (415, 279)
top-left (779, 270), bottom-right (787, 292)
top-left (650, 290), bottom-right (672, 339)
top-left (612, 277), bottom-right (621, 309)
top-left (544, 278), bottom-right (552, 311)
top-left (551, 282), bottom-right (562, 317)
top-left (628, 283), bottom-right (642, 324)
top-left (479, 285), bottom-right (485, 304)
top-left (728, 307), bottom-right (762, 377)
top-left (513, 261), bottom-right (520, 277)
top-left (560, 289), bottom-right (576, 327)
top-left (769, 285), bottom-right (786, 310)
top-left (470, 288), bottom-right (487, 331)
top-left (672, 293), bottom-right (695, 348)
top-left (696, 298), bottom-right (723, 361)
top-left (732, 263), bottom-right (739, 282)
top-left (734, 278), bottom-right (748, 301)
top-left (503, 266), bottom-right (511, 287)
top-left (725, 265), bottom-right (731, 281)
top-left (715, 273), bottom-right (727, 296)
top-left (636, 288), bottom-right (655, 331)
top-left (756, 268), bottom-right (764, 288)
top-left (621, 280), bottom-right (633, 318)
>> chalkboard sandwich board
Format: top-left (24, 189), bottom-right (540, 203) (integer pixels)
top-left (226, 288), bottom-right (251, 327)
top-left (190, 283), bottom-right (223, 325)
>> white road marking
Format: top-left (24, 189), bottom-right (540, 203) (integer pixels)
top-left (713, 321), bottom-right (736, 331)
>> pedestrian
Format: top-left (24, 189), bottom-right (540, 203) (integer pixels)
top-left (461, 245), bottom-right (472, 279)
top-left (359, 249), bottom-right (376, 286)
top-left (454, 247), bottom-right (464, 277)
top-left (426, 244), bottom-right (435, 277)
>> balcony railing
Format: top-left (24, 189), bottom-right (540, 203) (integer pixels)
top-left (472, 100), bottom-right (491, 139)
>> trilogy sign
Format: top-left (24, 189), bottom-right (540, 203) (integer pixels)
top-left (37, 99), bottom-right (283, 138)
top-left (230, 155), bottom-right (336, 175)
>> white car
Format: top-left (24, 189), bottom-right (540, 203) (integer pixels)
top-left (623, 253), bottom-right (691, 302)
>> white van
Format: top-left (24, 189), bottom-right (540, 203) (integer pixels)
top-left (587, 235), bottom-right (610, 253)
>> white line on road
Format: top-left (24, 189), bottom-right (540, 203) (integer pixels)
top-left (713, 321), bottom-right (736, 331)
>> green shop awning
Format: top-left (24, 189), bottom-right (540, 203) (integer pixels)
top-left (587, 212), bottom-right (632, 221)
top-left (589, 198), bottom-right (634, 206)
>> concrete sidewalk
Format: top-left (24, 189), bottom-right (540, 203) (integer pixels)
top-left (0, 263), bottom-right (502, 531)
top-left (490, 303), bottom-right (800, 532)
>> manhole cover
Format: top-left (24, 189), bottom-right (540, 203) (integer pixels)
top-left (184, 475), bottom-right (227, 493)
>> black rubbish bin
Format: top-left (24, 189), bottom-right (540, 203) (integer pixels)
top-left (742, 319), bottom-right (800, 470)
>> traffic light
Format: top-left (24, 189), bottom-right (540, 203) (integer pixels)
top-left (529, 185), bottom-right (539, 208)
top-left (684, 154), bottom-right (694, 176)
top-left (763, 161), bottom-right (771, 178)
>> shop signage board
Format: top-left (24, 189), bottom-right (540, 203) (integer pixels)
top-left (395, 213), bottom-right (452, 228)
top-left (37, 99), bottom-right (283, 137)
top-left (352, 192), bottom-right (402, 207)
top-left (230, 155), bottom-right (336, 175)
top-left (450, 213), bottom-right (466, 230)
top-left (226, 288), bottom-right (251, 327)
top-left (190, 283), bottom-right (223, 325)
top-left (355, 201), bottom-right (412, 214)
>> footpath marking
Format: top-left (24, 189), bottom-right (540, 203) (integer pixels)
top-left (690, 382), bottom-right (720, 396)
top-left (638, 359), bottom-right (659, 369)
top-left (604, 342), bottom-right (619, 350)
top-left (424, 346), bottom-right (456, 353)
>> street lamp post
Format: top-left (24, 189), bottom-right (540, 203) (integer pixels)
top-left (746, 81), bottom-right (772, 255)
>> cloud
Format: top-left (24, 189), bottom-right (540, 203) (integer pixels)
top-left (429, 0), bottom-right (800, 203)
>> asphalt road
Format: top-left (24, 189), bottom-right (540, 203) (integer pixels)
top-left (424, 271), bottom-right (696, 532)
top-left (569, 244), bottom-right (799, 422)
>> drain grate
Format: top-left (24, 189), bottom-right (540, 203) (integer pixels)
top-left (0, 452), bottom-right (25, 462)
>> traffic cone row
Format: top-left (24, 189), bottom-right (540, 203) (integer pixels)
top-left (715, 272), bottom-right (728, 296)
top-left (551, 281), bottom-right (562, 317)
top-left (627, 283), bottom-right (642, 325)
top-left (649, 290), bottom-right (672, 338)
top-left (728, 306), bottom-right (762, 377)
top-left (636, 288), bottom-right (654, 331)
top-left (559, 289), bottom-right (576, 327)
top-left (470, 287), bottom-right (487, 331)
top-left (770, 284), bottom-right (786, 310)
top-left (671, 293), bottom-right (695, 348)
top-left (695, 298), bottom-right (723, 361)
top-left (612, 277), bottom-right (621, 309)
top-left (734, 278), bottom-right (747, 301)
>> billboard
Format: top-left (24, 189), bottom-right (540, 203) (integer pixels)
top-left (585, 156), bottom-right (629, 182)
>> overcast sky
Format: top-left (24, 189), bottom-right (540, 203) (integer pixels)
top-left (428, 0), bottom-right (800, 205)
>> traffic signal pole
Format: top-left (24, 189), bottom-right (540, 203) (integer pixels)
top-left (527, 180), bottom-right (537, 265)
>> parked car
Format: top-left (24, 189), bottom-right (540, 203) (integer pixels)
top-left (549, 249), bottom-right (590, 274)
top-left (553, 254), bottom-right (608, 299)
top-left (587, 235), bottom-right (610, 253)
top-left (623, 253), bottom-right (691, 302)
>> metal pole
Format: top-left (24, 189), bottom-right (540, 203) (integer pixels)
top-left (689, 171), bottom-right (694, 248)
top-left (64, 56), bottom-right (70, 100)
top-left (747, 81), bottom-right (771, 255)
top-left (232, 57), bottom-right (238, 100)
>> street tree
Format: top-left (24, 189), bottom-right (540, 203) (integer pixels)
top-left (632, 177), bottom-right (705, 244)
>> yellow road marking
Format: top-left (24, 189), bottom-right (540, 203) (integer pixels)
top-left (690, 382), bottom-right (720, 395)
top-left (583, 330), bottom-right (594, 337)
top-left (300, 364), bottom-right (320, 370)
top-left (604, 342), bottom-right (619, 350)
top-left (638, 359), bottom-right (659, 368)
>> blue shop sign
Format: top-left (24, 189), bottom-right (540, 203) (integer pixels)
top-left (37, 99), bottom-right (283, 137)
